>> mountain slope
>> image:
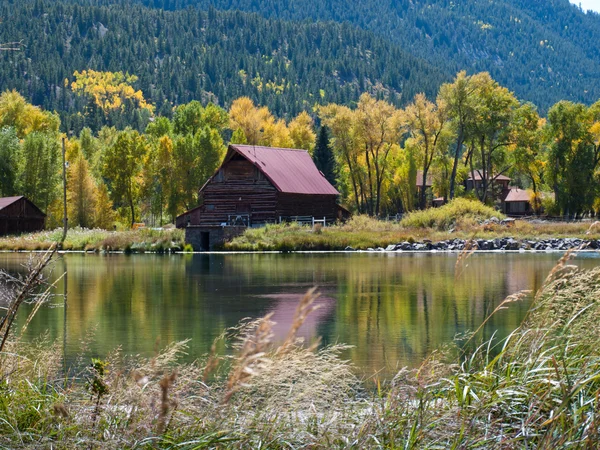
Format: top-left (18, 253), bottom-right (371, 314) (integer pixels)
top-left (124, 0), bottom-right (600, 110)
top-left (0, 0), bottom-right (446, 127)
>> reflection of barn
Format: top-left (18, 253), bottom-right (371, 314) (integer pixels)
top-left (177, 145), bottom-right (347, 250)
top-left (0, 196), bottom-right (46, 236)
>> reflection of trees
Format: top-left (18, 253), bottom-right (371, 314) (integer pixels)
top-left (2, 252), bottom-right (595, 374)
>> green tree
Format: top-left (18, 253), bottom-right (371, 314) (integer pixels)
top-left (464, 73), bottom-right (520, 204)
top-left (312, 126), bottom-right (337, 188)
top-left (102, 129), bottom-right (148, 226)
top-left (18, 132), bottom-right (61, 212)
top-left (0, 127), bottom-right (19, 196)
top-left (546, 101), bottom-right (596, 217)
top-left (173, 127), bottom-right (225, 211)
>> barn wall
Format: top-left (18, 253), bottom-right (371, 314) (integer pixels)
top-left (0, 197), bottom-right (46, 236)
top-left (190, 158), bottom-right (278, 226)
top-left (276, 193), bottom-right (338, 222)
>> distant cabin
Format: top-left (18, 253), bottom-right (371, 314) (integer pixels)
top-left (0, 196), bottom-right (46, 236)
top-left (501, 188), bottom-right (533, 215)
top-left (177, 144), bottom-right (347, 250)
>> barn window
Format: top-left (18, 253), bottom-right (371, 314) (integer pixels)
top-left (206, 204), bottom-right (215, 211)
top-left (214, 170), bottom-right (224, 182)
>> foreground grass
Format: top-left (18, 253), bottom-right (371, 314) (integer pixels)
top-left (0, 227), bottom-right (185, 252)
top-left (1, 255), bottom-right (600, 448)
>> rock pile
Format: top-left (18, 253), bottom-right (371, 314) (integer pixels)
top-left (345, 237), bottom-right (600, 252)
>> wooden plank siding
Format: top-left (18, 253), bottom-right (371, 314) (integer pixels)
top-left (0, 197), bottom-right (46, 235)
top-left (189, 158), bottom-right (278, 226)
top-left (276, 193), bottom-right (338, 222)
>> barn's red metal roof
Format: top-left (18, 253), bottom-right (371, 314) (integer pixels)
top-left (0, 196), bottom-right (24, 211)
top-left (227, 145), bottom-right (339, 195)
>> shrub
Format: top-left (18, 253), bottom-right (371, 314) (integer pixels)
top-left (400, 198), bottom-right (503, 230)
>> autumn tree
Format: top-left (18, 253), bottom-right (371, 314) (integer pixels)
top-left (67, 152), bottom-right (97, 228)
top-left (320, 93), bottom-right (403, 215)
top-left (403, 93), bottom-right (452, 209)
top-left (0, 90), bottom-right (60, 138)
top-left (70, 70), bottom-right (155, 114)
top-left (102, 129), bottom-right (148, 226)
top-left (229, 97), bottom-right (313, 149)
top-left (93, 183), bottom-right (116, 229)
top-left (288, 111), bottom-right (316, 151)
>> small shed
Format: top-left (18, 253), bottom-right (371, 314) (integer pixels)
top-left (177, 144), bottom-right (344, 250)
top-left (501, 188), bottom-right (532, 215)
top-left (0, 196), bottom-right (46, 236)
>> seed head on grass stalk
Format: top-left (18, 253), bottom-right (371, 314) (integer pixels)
top-left (276, 287), bottom-right (321, 355)
top-left (223, 313), bottom-right (274, 403)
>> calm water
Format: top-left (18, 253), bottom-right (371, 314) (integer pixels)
top-left (1, 252), bottom-right (599, 376)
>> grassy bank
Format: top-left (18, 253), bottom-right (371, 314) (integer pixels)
top-left (226, 216), bottom-right (600, 251)
top-left (0, 227), bottom-right (185, 252)
top-left (1, 253), bottom-right (599, 448)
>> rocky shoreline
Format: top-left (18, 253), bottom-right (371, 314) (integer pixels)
top-left (347, 237), bottom-right (600, 252)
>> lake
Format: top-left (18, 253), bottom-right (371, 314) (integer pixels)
top-left (1, 251), bottom-right (599, 377)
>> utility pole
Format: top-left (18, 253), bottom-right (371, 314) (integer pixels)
top-left (61, 136), bottom-right (68, 245)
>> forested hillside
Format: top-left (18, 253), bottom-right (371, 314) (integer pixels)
top-left (119, 0), bottom-right (600, 110)
top-left (0, 0), bottom-right (445, 130)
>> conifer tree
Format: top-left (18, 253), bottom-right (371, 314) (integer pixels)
top-left (313, 126), bottom-right (337, 188)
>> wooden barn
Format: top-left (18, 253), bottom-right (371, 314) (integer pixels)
top-left (0, 196), bottom-right (46, 236)
top-left (177, 144), bottom-right (345, 250)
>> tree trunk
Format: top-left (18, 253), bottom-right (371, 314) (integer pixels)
top-left (420, 168), bottom-right (428, 210)
top-left (449, 130), bottom-right (464, 200)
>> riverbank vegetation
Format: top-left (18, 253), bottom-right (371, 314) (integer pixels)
top-left (0, 227), bottom-right (184, 252)
top-left (225, 199), bottom-right (600, 251)
top-left (1, 251), bottom-right (600, 447)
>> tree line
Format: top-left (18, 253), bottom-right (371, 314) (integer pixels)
top-left (2, 70), bottom-right (600, 231)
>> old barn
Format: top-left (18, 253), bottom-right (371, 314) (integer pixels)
top-left (177, 144), bottom-right (344, 250)
top-left (0, 196), bottom-right (46, 236)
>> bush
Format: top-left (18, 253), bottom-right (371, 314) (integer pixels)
top-left (400, 198), bottom-right (503, 230)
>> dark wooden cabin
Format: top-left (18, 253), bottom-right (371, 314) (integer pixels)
top-left (177, 144), bottom-right (344, 249)
top-left (0, 196), bottom-right (46, 236)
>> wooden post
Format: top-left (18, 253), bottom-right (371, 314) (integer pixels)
top-left (61, 137), bottom-right (68, 245)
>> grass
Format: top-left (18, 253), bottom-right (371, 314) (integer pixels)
top-left (226, 215), bottom-right (600, 251)
top-left (0, 227), bottom-right (185, 253)
top-left (1, 250), bottom-right (600, 447)
top-left (400, 197), bottom-right (503, 229)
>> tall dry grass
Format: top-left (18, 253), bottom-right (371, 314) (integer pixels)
top-left (1, 251), bottom-right (600, 448)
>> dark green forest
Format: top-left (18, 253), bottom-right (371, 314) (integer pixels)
top-left (59, 0), bottom-right (600, 110)
top-left (4, 0), bottom-right (600, 130)
top-left (0, 0), bottom-right (446, 132)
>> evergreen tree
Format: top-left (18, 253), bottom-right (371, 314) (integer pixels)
top-left (313, 126), bottom-right (337, 188)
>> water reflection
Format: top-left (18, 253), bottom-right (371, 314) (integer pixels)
top-left (0, 252), bottom-right (598, 376)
